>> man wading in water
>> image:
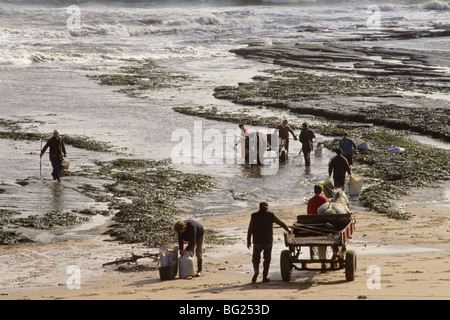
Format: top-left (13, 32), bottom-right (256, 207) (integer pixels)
top-left (40, 129), bottom-right (67, 182)
top-left (275, 120), bottom-right (298, 153)
top-left (247, 202), bottom-right (290, 283)
top-left (299, 121), bottom-right (316, 167)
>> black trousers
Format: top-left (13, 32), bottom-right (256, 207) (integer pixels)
top-left (333, 174), bottom-right (347, 190)
top-left (303, 151), bottom-right (311, 166)
top-left (344, 154), bottom-right (353, 166)
top-left (252, 243), bottom-right (273, 277)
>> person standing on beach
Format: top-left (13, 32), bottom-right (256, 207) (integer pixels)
top-left (299, 121), bottom-right (316, 166)
top-left (307, 184), bottom-right (329, 215)
top-left (40, 129), bottom-right (67, 182)
top-left (328, 148), bottom-right (352, 190)
top-left (173, 219), bottom-right (204, 277)
top-left (339, 132), bottom-right (357, 167)
top-left (247, 202), bottom-right (290, 283)
top-left (275, 120), bottom-right (298, 153)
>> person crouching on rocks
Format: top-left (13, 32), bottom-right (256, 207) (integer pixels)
top-left (173, 219), bottom-right (204, 277)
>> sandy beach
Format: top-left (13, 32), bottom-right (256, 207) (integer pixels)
top-left (1, 201), bottom-right (448, 301)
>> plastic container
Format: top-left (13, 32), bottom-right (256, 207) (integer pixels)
top-left (348, 174), bottom-right (363, 196)
top-left (356, 138), bottom-right (369, 151)
top-left (179, 252), bottom-right (195, 279)
top-left (388, 147), bottom-right (405, 154)
top-left (321, 180), bottom-right (334, 198)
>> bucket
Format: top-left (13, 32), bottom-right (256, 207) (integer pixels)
top-left (159, 266), bottom-right (177, 281)
top-left (315, 143), bottom-right (323, 156)
top-left (62, 160), bottom-right (70, 170)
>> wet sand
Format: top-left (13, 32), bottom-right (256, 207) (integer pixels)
top-left (1, 201), bottom-right (448, 300)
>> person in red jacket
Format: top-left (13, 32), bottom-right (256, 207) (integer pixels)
top-left (307, 184), bottom-right (329, 215)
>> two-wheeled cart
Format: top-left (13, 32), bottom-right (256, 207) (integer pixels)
top-left (281, 213), bottom-right (356, 281)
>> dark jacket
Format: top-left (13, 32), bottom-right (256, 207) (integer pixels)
top-left (178, 219), bottom-right (204, 252)
top-left (275, 124), bottom-right (297, 140)
top-left (339, 137), bottom-right (357, 156)
top-left (329, 154), bottom-right (351, 179)
top-left (247, 210), bottom-right (289, 245)
top-left (299, 129), bottom-right (316, 153)
top-left (41, 137), bottom-right (66, 162)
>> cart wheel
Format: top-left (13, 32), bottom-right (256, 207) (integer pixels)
top-left (345, 250), bottom-right (356, 281)
top-left (280, 250), bottom-right (292, 281)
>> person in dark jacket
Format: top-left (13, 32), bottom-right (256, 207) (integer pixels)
top-left (299, 121), bottom-right (316, 166)
top-left (275, 120), bottom-right (298, 153)
top-left (174, 219), bottom-right (204, 277)
top-left (247, 202), bottom-right (290, 283)
top-left (328, 148), bottom-right (352, 190)
top-left (40, 129), bottom-right (67, 182)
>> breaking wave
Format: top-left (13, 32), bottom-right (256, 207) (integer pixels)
top-left (1, 0), bottom-right (449, 7)
top-left (422, 0), bottom-right (450, 10)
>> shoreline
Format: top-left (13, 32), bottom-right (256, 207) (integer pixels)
top-left (1, 201), bottom-right (448, 300)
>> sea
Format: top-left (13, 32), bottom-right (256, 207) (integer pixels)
top-left (0, 0), bottom-right (449, 242)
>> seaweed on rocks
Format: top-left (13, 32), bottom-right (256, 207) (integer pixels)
top-left (1, 207), bottom-right (90, 244)
top-left (86, 63), bottom-right (196, 98)
top-left (11, 211), bottom-right (92, 230)
top-left (211, 69), bottom-right (450, 141)
top-left (92, 158), bottom-right (215, 246)
top-left (0, 209), bottom-right (21, 226)
top-left (0, 209), bottom-right (33, 245)
top-left (0, 130), bottom-right (113, 153)
top-left (0, 230), bottom-right (33, 245)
